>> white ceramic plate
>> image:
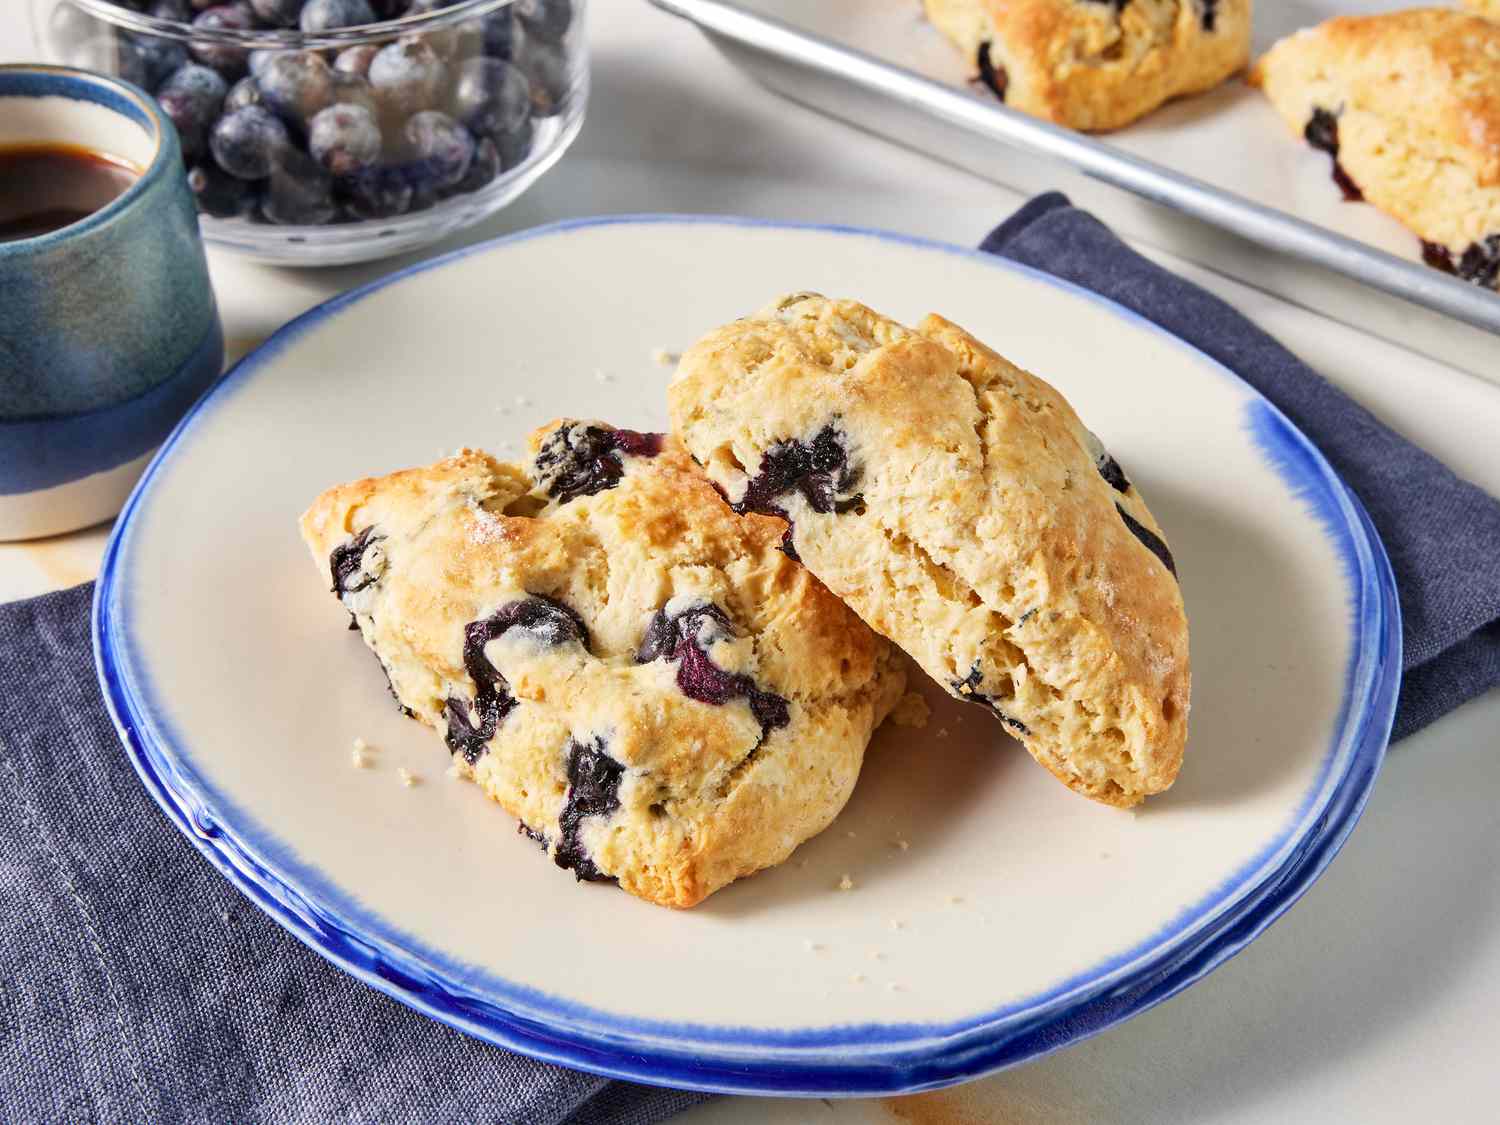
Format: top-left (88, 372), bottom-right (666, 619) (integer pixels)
top-left (95, 217), bottom-right (1398, 1096)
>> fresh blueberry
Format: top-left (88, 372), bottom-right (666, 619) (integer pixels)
top-left (448, 56), bottom-right (530, 140)
top-left (210, 104), bottom-right (290, 179)
top-left (189, 4), bottom-right (254, 76)
top-left (261, 147), bottom-right (338, 224)
top-left (481, 9), bottom-right (521, 59)
top-left (532, 422), bottom-right (664, 504)
top-left (1116, 504), bottom-right (1177, 577)
top-left (343, 165), bottom-right (414, 218)
top-left (519, 38), bottom-right (569, 117)
top-left (300, 0), bottom-right (377, 33)
top-left (1200, 0), bottom-right (1219, 31)
top-left (448, 134), bottom-right (500, 195)
top-left (553, 736), bottom-right (623, 883)
top-left (310, 103), bottom-right (382, 177)
top-left (248, 48), bottom-right (277, 76)
top-left (129, 33), bottom-right (189, 91)
top-left (403, 0), bottom-right (485, 58)
top-left (223, 74), bottom-right (264, 112)
top-left (248, 0), bottom-right (302, 26)
top-left (495, 115), bottom-right (533, 169)
top-left (515, 0), bottom-right (572, 43)
top-left (370, 37), bottom-right (449, 116)
top-left (637, 601), bottom-right (791, 742)
top-left (187, 162), bottom-right (258, 217)
top-left (156, 63), bottom-right (229, 155)
top-left (257, 50), bottom-right (336, 125)
top-left (329, 69), bottom-right (380, 115)
top-left (400, 110), bottom-right (475, 190)
top-left (951, 665), bottom-right (1029, 737)
top-left (334, 43), bottom-right (381, 78)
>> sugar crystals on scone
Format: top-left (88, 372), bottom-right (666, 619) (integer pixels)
top-left (300, 421), bottom-right (906, 908)
top-left (923, 0), bottom-right (1252, 131)
top-left (669, 295), bottom-right (1190, 808)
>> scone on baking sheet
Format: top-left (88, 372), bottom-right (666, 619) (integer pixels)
top-left (922, 0), bottom-right (1252, 132)
top-left (299, 421), bottom-right (906, 909)
top-left (1250, 9), bottom-right (1500, 288)
top-left (669, 295), bottom-right (1190, 809)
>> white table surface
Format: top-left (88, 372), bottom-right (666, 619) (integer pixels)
top-left (5, 4), bottom-right (1499, 1120)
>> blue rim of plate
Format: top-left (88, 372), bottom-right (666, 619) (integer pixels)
top-left (93, 214), bottom-right (1401, 1097)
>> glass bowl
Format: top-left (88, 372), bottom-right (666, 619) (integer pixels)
top-left (32, 0), bottom-right (587, 266)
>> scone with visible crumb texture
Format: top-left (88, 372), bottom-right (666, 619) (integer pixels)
top-left (300, 420), bottom-right (905, 908)
top-left (669, 295), bottom-right (1190, 808)
top-left (924, 0), bottom-right (1252, 131)
top-left (1251, 9), bottom-right (1500, 287)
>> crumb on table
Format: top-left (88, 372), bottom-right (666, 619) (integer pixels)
top-left (838, 874), bottom-right (856, 892)
top-left (397, 767), bottom-right (419, 788)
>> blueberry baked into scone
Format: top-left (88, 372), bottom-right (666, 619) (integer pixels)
top-left (299, 421), bottom-right (906, 908)
top-left (922, 0), bottom-right (1252, 131)
top-left (669, 295), bottom-right (1190, 808)
top-left (1251, 9), bottom-right (1500, 288)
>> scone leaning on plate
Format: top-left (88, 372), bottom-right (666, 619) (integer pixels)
top-left (299, 421), bottom-right (905, 908)
top-left (1251, 9), bottom-right (1500, 287)
top-left (923, 0), bottom-right (1252, 131)
top-left (670, 295), bottom-right (1189, 809)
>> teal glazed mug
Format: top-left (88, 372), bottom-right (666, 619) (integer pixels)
top-left (0, 64), bottom-right (223, 541)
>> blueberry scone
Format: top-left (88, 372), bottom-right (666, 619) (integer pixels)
top-left (299, 421), bottom-right (906, 908)
top-left (1251, 9), bottom-right (1500, 288)
top-left (669, 296), bottom-right (1189, 808)
top-left (923, 0), bottom-right (1252, 132)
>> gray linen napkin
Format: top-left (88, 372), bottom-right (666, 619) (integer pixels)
top-left (0, 583), bottom-right (709, 1125)
top-left (983, 193), bottom-right (1500, 739)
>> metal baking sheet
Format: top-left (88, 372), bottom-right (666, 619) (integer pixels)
top-left (651, 0), bottom-right (1500, 376)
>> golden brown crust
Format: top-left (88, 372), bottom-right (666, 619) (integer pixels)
top-left (1250, 9), bottom-right (1500, 272)
top-left (924, 0), bottom-right (1252, 131)
top-left (299, 423), bottom-right (905, 908)
top-left (1250, 9), bottom-right (1500, 187)
top-left (669, 296), bottom-right (1190, 808)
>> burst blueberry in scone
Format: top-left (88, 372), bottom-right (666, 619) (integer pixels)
top-left (300, 421), bottom-right (906, 908)
top-left (922, 0), bottom-right (1252, 132)
top-left (1251, 9), bottom-right (1500, 289)
top-left (669, 295), bottom-right (1190, 808)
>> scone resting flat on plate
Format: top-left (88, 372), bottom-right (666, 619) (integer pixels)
top-left (923, 0), bottom-right (1252, 132)
top-left (1250, 9), bottom-right (1500, 288)
top-left (299, 421), bottom-right (905, 908)
top-left (669, 295), bottom-right (1189, 808)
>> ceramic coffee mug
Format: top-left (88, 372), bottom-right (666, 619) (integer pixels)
top-left (0, 64), bottom-right (223, 541)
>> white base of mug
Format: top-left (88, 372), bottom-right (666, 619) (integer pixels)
top-left (0, 450), bottom-right (154, 542)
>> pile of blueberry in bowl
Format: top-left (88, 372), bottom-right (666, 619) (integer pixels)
top-left (35, 0), bottom-right (586, 265)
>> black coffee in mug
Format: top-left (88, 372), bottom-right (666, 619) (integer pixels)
top-left (0, 142), bottom-right (140, 242)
